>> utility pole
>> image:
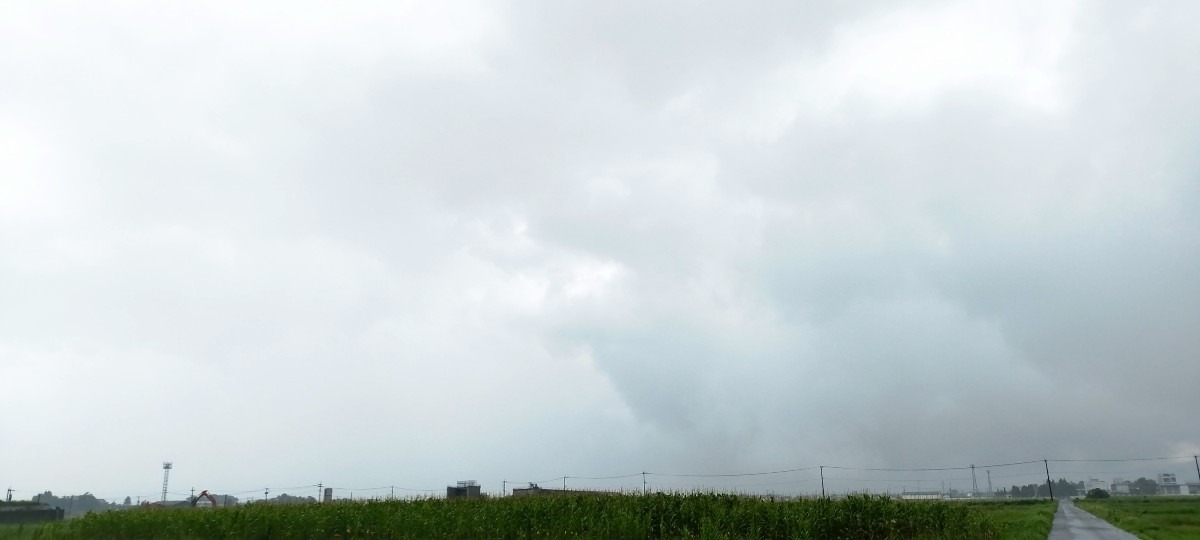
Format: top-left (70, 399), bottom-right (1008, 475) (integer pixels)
top-left (1043, 460), bottom-right (1054, 499)
top-left (563, 477), bottom-right (567, 490)
top-left (820, 466), bottom-right (825, 498)
top-left (1194, 455), bottom-right (1199, 484)
top-left (971, 465), bottom-right (979, 497)
top-left (390, 486), bottom-right (395, 499)
top-left (264, 488), bottom-right (269, 503)
top-left (502, 480), bottom-right (506, 497)
top-left (5, 487), bottom-right (11, 502)
top-left (987, 470), bottom-right (993, 498)
top-left (317, 483), bottom-right (323, 503)
top-left (642, 472), bottom-right (647, 495)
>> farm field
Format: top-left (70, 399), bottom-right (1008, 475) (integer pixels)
top-left (1075, 496), bottom-right (1200, 540)
top-left (14, 494), bottom-right (1055, 539)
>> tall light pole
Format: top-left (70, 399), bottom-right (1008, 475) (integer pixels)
top-left (161, 462), bottom-right (173, 503)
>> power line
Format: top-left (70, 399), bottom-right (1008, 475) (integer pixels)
top-left (1048, 456), bottom-right (1192, 463)
top-left (647, 466), bottom-right (819, 478)
top-left (504, 476), bottom-right (566, 486)
top-left (568, 473), bottom-right (644, 480)
top-left (825, 460), bottom-right (1040, 472)
top-left (328, 485), bottom-right (439, 492)
top-left (25, 453), bottom-right (1198, 502)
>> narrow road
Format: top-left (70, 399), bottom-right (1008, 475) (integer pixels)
top-left (1048, 498), bottom-right (1138, 540)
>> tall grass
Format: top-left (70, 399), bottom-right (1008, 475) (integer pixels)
top-left (32, 493), bottom-right (1016, 539)
top-left (960, 500), bottom-right (1056, 540)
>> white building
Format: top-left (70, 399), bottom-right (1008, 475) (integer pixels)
top-left (1158, 473), bottom-right (1177, 486)
top-left (1085, 479), bottom-right (1108, 492)
top-left (1159, 482), bottom-right (1200, 496)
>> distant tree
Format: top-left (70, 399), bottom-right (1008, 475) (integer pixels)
top-left (123, 496), bottom-right (132, 506)
top-left (1011, 484), bottom-right (1043, 498)
top-left (31, 491), bottom-right (117, 517)
top-left (267, 493), bottom-right (316, 505)
top-left (1086, 488), bottom-right (1110, 499)
top-left (1054, 478), bottom-right (1078, 497)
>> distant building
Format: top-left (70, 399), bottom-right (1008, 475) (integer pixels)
top-left (510, 484), bottom-right (615, 497)
top-left (1159, 482), bottom-right (1199, 496)
top-left (899, 491), bottom-right (942, 501)
top-left (447, 481), bottom-right (481, 499)
top-left (1158, 473), bottom-right (1177, 486)
top-left (1110, 481), bottom-right (1131, 495)
top-left (1085, 479), bottom-right (1108, 493)
top-left (0, 504), bottom-right (65, 525)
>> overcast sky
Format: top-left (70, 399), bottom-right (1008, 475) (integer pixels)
top-left (3, 0), bottom-right (1199, 501)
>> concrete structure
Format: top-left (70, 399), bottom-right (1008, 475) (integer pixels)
top-left (323, 488), bottom-right (333, 503)
top-left (447, 480), bottom-right (481, 499)
top-left (1085, 479), bottom-right (1108, 493)
top-left (899, 491), bottom-right (942, 500)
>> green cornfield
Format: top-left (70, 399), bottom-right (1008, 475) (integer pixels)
top-left (26, 493), bottom-right (1041, 539)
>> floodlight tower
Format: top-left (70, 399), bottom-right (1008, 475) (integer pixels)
top-left (161, 462), bottom-right (173, 503)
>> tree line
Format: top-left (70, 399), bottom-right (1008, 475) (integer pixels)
top-left (1000, 477), bottom-right (1161, 498)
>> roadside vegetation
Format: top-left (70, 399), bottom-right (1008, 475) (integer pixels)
top-left (1076, 496), bottom-right (1200, 540)
top-left (0, 524), bottom-right (41, 540)
top-left (15, 493), bottom-right (1060, 539)
top-left (962, 499), bottom-right (1056, 540)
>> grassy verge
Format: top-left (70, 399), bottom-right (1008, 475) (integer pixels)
top-left (1076, 496), bottom-right (1200, 540)
top-left (25, 493), bottom-right (1029, 539)
top-left (966, 499), bottom-right (1057, 540)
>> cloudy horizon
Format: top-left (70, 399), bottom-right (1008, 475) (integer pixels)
top-left (3, 0), bottom-right (1199, 501)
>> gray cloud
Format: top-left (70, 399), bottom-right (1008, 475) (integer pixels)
top-left (3, 0), bottom-right (1199, 499)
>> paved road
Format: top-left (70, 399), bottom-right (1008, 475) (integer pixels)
top-left (1048, 498), bottom-right (1139, 540)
